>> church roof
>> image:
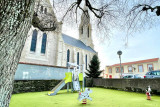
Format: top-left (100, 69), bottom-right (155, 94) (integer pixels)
top-left (62, 34), bottom-right (96, 53)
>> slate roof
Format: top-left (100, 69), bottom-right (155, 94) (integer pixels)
top-left (62, 34), bottom-right (96, 53)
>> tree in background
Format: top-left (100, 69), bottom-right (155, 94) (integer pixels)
top-left (85, 55), bottom-right (101, 78)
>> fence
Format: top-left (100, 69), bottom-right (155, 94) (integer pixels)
top-left (91, 78), bottom-right (160, 93)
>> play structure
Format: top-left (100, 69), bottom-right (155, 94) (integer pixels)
top-left (48, 62), bottom-right (85, 96)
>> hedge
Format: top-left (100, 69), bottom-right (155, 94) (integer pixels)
top-left (13, 80), bottom-right (63, 94)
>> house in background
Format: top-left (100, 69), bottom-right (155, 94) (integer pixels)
top-left (105, 58), bottom-right (160, 78)
top-left (99, 70), bottom-right (105, 78)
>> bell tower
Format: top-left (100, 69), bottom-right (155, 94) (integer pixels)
top-left (79, 3), bottom-right (94, 49)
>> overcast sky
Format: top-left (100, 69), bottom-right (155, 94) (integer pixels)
top-left (63, 24), bottom-right (160, 70)
top-left (50, 0), bottom-right (160, 70)
top-left (96, 26), bottom-right (160, 69)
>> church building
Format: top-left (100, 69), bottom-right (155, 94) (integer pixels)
top-left (15, 0), bottom-right (97, 80)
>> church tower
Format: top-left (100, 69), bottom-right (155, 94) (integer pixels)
top-left (79, 3), bottom-right (94, 49)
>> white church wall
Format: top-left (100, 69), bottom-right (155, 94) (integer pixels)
top-left (20, 26), bottom-right (59, 66)
top-left (47, 31), bottom-right (59, 65)
top-left (63, 44), bottom-right (96, 68)
top-left (56, 41), bottom-right (63, 66)
top-left (55, 23), bottom-right (64, 66)
top-left (61, 42), bottom-right (66, 66)
top-left (20, 0), bottom-right (63, 66)
top-left (19, 0), bottom-right (96, 70)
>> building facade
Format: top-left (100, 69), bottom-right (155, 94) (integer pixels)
top-left (15, 0), bottom-right (97, 80)
top-left (105, 58), bottom-right (160, 78)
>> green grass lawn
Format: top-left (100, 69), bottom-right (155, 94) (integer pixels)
top-left (10, 87), bottom-right (160, 107)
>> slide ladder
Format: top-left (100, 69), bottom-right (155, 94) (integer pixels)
top-left (73, 80), bottom-right (80, 91)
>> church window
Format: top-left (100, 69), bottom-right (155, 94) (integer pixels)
top-left (41, 6), bottom-right (43, 13)
top-left (88, 26), bottom-right (89, 38)
top-left (41, 33), bottom-right (47, 54)
top-left (147, 64), bottom-right (153, 71)
top-left (85, 55), bottom-right (87, 70)
top-left (30, 29), bottom-right (37, 52)
top-left (44, 8), bottom-right (47, 14)
top-left (67, 49), bottom-right (70, 66)
top-left (77, 52), bottom-right (79, 65)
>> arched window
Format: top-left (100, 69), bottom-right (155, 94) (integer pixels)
top-left (66, 49), bottom-right (70, 66)
top-left (30, 29), bottom-right (37, 52)
top-left (41, 6), bottom-right (43, 13)
top-left (77, 52), bottom-right (79, 65)
top-left (41, 33), bottom-right (47, 54)
top-left (85, 55), bottom-right (87, 70)
top-left (88, 26), bottom-right (89, 38)
top-left (44, 8), bottom-right (47, 14)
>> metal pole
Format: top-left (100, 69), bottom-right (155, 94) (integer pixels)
top-left (82, 64), bottom-right (85, 91)
top-left (119, 55), bottom-right (122, 78)
top-left (117, 50), bottom-right (122, 78)
top-left (67, 83), bottom-right (69, 92)
top-left (67, 62), bottom-right (69, 92)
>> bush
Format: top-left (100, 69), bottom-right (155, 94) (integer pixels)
top-left (13, 80), bottom-right (61, 94)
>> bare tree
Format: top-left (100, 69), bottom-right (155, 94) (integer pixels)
top-left (124, 0), bottom-right (160, 45)
top-left (52, 0), bottom-right (160, 41)
top-left (51, 0), bottom-right (123, 40)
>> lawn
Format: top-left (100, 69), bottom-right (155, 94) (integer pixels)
top-left (10, 87), bottom-right (160, 107)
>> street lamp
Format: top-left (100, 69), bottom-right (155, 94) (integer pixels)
top-left (117, 50), bottom-right (122, 78)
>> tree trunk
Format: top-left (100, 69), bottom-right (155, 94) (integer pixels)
top-left (0, 0), bottom-right (35, 106)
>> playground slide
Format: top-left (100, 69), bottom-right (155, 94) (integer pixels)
top-left (48, 80), bottom-right (66, 96)
top-left (48, 72), bottom-right (72, 96)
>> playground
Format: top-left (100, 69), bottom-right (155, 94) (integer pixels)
top-left (10, 87), bottom-right (160, 107)
top-left (10, 63), bottom-right (160, 107)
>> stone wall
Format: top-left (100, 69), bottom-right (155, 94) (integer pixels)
top-left (91, 78), bottom-right (160, 93)
top-left (13, 78), bottom-right (160, 94)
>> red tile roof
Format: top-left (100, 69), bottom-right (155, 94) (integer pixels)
top-left (109, 58), bottom-right (159, 67)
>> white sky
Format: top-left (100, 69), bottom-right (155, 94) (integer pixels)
top-left (50, 0), bottom-right (160, 70)
top-left (62, 24), bottom-right (160, 70)
top-left (96, 26), bottom-right (160, 69)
